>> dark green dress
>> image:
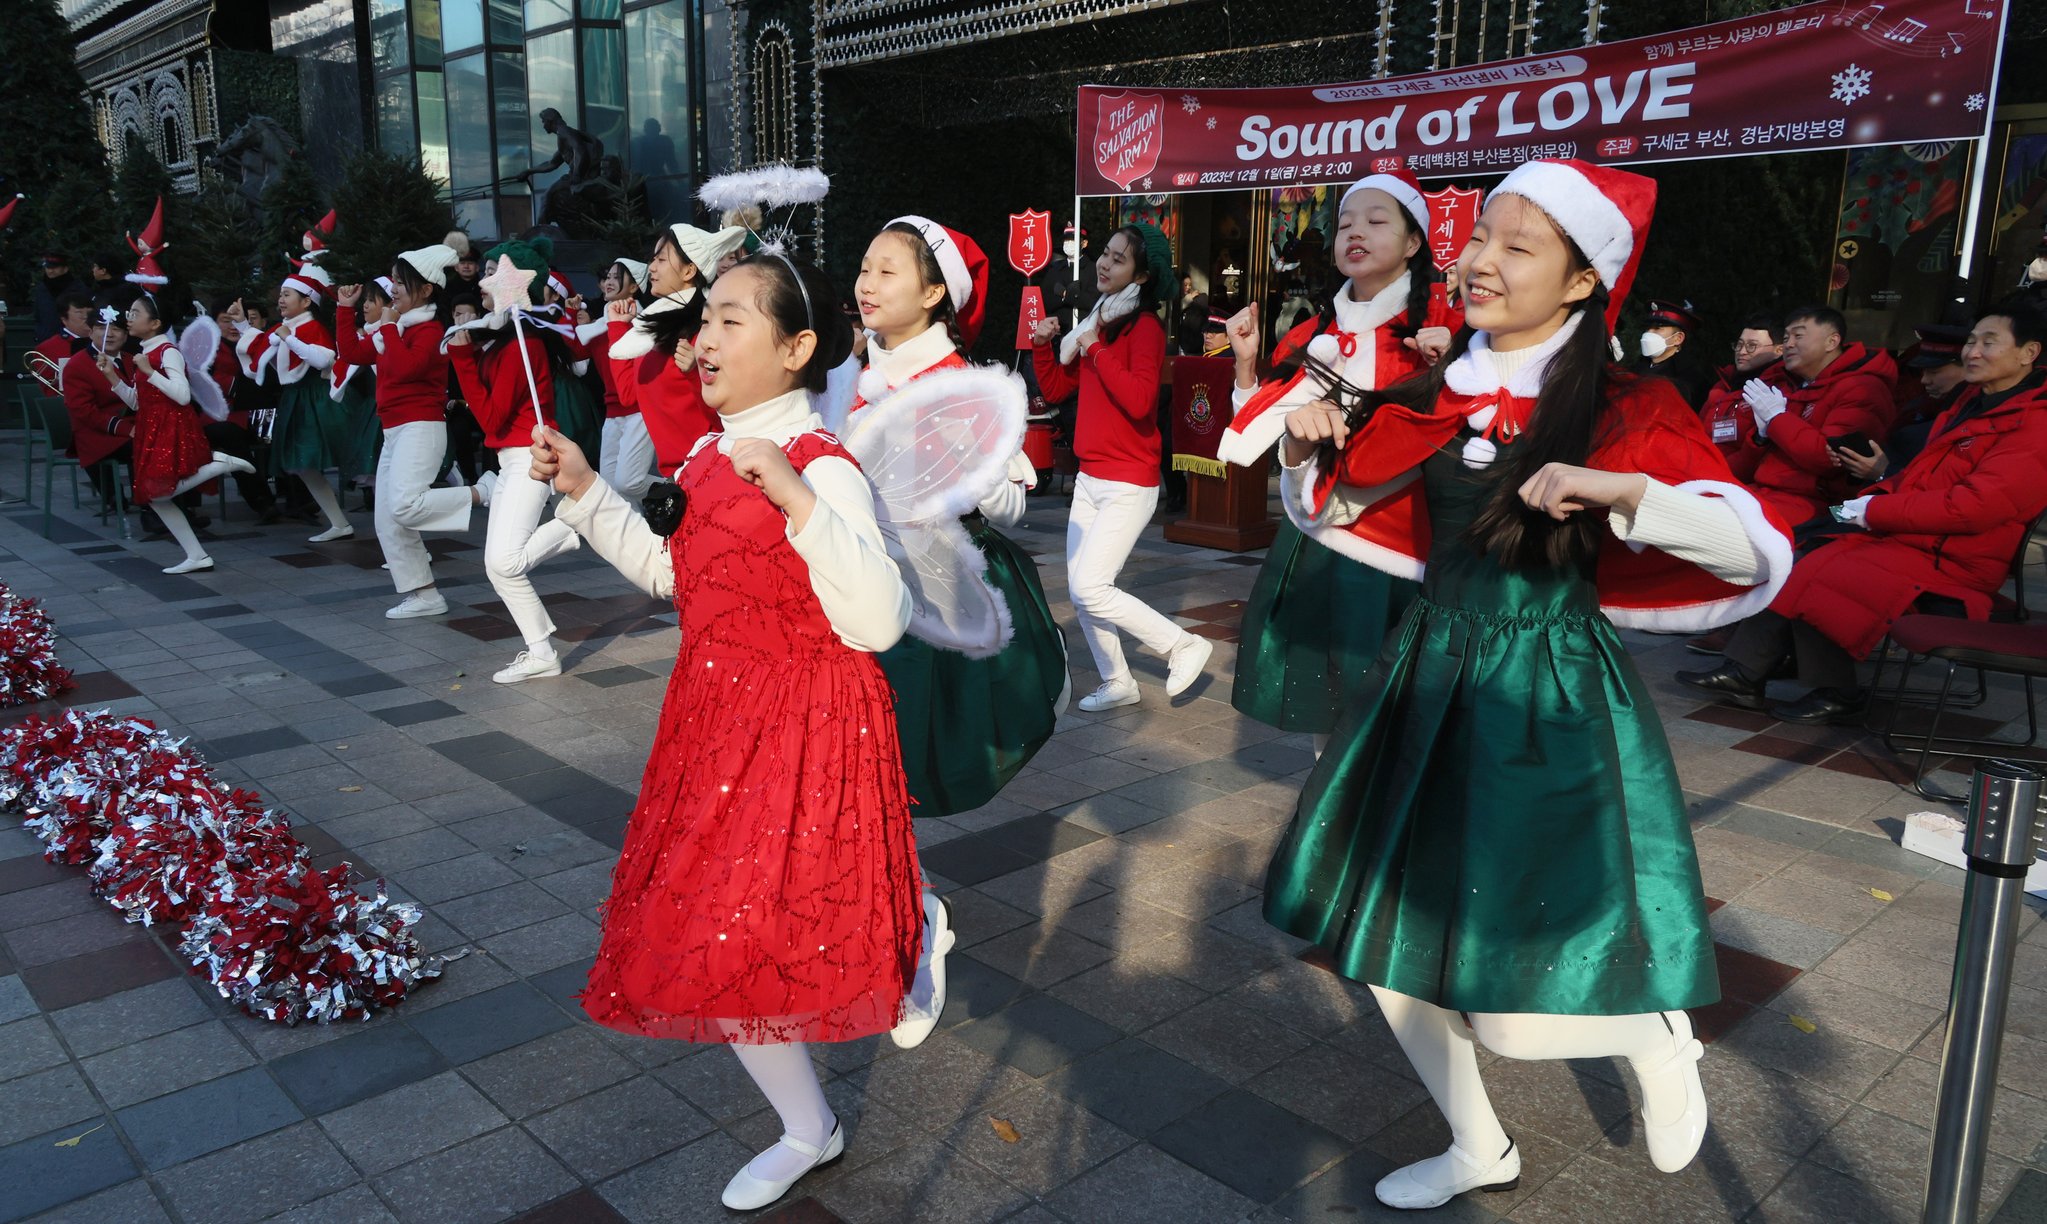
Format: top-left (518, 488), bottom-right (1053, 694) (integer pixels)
top-left (1232, 518), bottom-right (1420, 733)
top-left (879, 515), bottom-right (1066, 817)
top-left (269, 379), bottom-right (336, 477)
top-left (1263, 442), bottom-right (1719, 1016)
top-left (331, 372), bottom-right (380, 485)
top-left (551, 356), bottom-right (605, 473)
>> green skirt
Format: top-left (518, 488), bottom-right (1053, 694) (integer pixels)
top-left (1232, 519), bottom-right (1420, 733)
top-left (553, 362), bottom-right (605, 472)
top-left (879, 517), bottom-right (1067, 817)
top-left (270, 380), bottom-right (342, 477)
top-left (334, 375), bottom-right (380, 484)
top-left (1262, 597), bottom-right (1720, 1016)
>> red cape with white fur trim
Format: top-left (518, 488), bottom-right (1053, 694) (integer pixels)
top-left (1286, 374), bottom-right (1794, 633)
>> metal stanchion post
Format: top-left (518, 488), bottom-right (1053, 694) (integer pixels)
top-left (1923, 759), bottom-right (2047, 1224)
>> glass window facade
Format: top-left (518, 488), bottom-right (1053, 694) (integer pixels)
top-left (371, 0), bottom-right (719, 239)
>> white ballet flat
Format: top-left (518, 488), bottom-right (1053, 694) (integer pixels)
top-left (1374, 1139), bottom-right (1520, 1210)
top-left (719, 1121), bottom-right (844, 1211)
top-left (1634, 1010), bottom-right (1709, 1173)
top-left (308, 523), bottom-right (354, 543)
top-left (213, 452), bottom-right (257, 476)
top-left (891, 892), bottom-right (956, 1049)
top-left (162, 555), bottom-right (213, 575)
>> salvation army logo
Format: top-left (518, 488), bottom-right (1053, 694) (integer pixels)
top-left (1093, 91), bottom-right (1165, 191)
top-left (1185, 384), bottom-right (1217, 435)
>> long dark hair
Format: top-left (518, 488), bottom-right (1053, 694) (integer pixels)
top-left (1271, 209), bottom-right (1435, 385)
top-left (606, 260), bottom-right (652, 309)
top-left (645, 231), bottom-right (706, 355)
top-left (880, 222), bottom-right (963, 353)
top-left (1339, 243), bottom-right (1619, 571)
top-left (391, 257), bottom-right (452, 327)
top-left (734, 252), bottom-right (856, 394)
top-left (1099, 224), bottom-right (1163, 347)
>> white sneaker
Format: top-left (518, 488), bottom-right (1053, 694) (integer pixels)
top-left (386, 591), bottom-right (448, 620)
top-left (720, 1122), bottom-right (844, 1211)
top-left (891, 892), bottom-right (956, 1049)
top-left (1634, 1010), bottom-right (1709, 1173)
top-left (474, 471), bottom-right (497, 508)
top-left (1077, 679), bottom-right (1141, 712)
top-left (308, 522), bottom-right (354, 543)
top-left (163, 555), bottom-right (213, 574)
top-left (493, 649), bottom-right (561, 684)
top-left (1375, 1139), bottom-right (1520, 1210)
top-left (214, 452), bottom-right (256, 476)
top-left (1165, 634), bottom-right (1213, 697)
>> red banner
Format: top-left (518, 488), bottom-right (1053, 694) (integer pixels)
top-left (1015, 286), bottom-right (1046, 350)
top-left (1008, 210), bottom-right (1053, 276)
top-left (1169, 355), bottom-right (1237, 479)
top-left (1423, 187), bottom-right (1482, 271)
top-left (1076, 0), bottom-right (2004, 195)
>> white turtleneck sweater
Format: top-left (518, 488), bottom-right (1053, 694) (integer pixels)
top-left (555, 388), bottom-right (913, 652)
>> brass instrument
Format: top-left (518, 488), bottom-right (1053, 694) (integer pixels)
top-left (24, 350), bottom-right (62, 395)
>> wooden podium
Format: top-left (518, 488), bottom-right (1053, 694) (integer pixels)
top-left (1162, 354), bottom-right (1277, 552)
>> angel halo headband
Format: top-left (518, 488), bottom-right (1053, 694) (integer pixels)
top-left (767, 251), bottom-right (816, 335)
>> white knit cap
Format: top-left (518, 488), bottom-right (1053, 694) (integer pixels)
top-left (397, 243), bottom-right (461, 288)
top-left (668, 224), bottom-right (750, 282)
top-left (615, 257), bottom-right (650, 291)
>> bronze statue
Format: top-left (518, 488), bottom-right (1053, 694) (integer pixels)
top-left (519, 108), bottom-right (605, 228)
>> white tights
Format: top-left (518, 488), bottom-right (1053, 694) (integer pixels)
top-left (1370, 985), bottom-right (1685, 1160)
top-left (150, 456), bottom-right (239, 563)
top-left (731, 1042), bottom-right (835, 1179)
top-left (292, 468), bottom-right (348, 531)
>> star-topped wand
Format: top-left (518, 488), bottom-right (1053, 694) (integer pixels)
top-left (478, 259), bottom-right (551, 431)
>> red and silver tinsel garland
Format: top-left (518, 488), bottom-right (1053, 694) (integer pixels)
top-left (0, 580), bottom-right (73, 707)
top-left (0, 709), bottom-right (443, 1023)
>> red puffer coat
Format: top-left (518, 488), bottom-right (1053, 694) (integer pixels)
top-left (1775, 374), bottom-right (2047, 658)
top-left (1728, 343), bottom-right (1897, 527)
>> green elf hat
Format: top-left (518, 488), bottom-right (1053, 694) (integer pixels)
top-left (1123, 220), bottom-right (1173, 292)
top-left (484, 235), bottom-right (553, 283)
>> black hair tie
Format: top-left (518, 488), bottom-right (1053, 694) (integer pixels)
top-left (641, 480), bottom-right (686, 537)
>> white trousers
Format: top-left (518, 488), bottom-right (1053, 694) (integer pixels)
top-left (600, 412), bottom-right (659, 503)
top-left (1065, 472), bottom-right (1183, 683)
top-left (484, 445), bottom-right (574, 648)
top-left (375, 421), bottom-right (471, 594)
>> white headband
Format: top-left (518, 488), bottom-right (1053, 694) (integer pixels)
top-left (888, 214), bottom-right (972, 312)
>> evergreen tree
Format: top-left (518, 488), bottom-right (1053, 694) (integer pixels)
top-left (182, 181), bottom-right (264, 308)
top-left (258, 149), bottom-right (325, 290)
top-left (322, 150), bottom-right (454, 287)
top-left (0, 0), bottom-right (114, 303)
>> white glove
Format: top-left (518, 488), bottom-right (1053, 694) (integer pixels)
top-left (1835, 495), bottom-right (1872, 527)
top-left (1742, 379), bottom-right (1788, 434)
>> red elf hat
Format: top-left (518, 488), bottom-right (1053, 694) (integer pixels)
top-left (0, 194), bottom-right (21, 233)
top-left (125, 197), bottom-right (170, 286)
top-left (888, 214), bottom-right (990, 348)
top-left (1486, 159), bottom-right (1655, 332)
top-left (303, 209), bottom-right (336, 256)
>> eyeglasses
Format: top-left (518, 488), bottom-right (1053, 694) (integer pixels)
top-left (1732, 341), bottom-right (1775, 355)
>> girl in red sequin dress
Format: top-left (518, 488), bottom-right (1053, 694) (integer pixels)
top-left (125, 294), bottom-right (256, 574)
top-left (531, 251), bottom-right (919, 1213)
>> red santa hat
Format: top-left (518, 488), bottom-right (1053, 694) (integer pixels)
top-left (546, 270), bottom-right (573, 303)
top-left (0, 194), bottom-right (21, 233)
top-left (1486, 158), bottom-right (1655, 331)
top-left (886, 215), bottom-right (989, 348)
top-left (1339, 168), bottom-right (1429, 232)
top-left (282, 262), bottom-right (332, 304)
top-left (302, 209), bottom-right (337, 258)
top-left (125, 197), bottom-right (171, 286)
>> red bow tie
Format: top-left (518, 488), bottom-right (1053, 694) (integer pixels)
top-left (1463, 390), bottom-right (1530, 444)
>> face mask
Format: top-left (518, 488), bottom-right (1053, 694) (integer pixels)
top-left (2027, 257), bottom-right (2047, 283)
top-left (1062, 239), bottom-right (1080, 261)
top-left (1638, 331), bottom-right (1669, 360)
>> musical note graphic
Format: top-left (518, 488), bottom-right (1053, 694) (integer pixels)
top-left (1963, 0), bottom-right (1997, 18)
top-left (1942, 32), bottom-right (1965, 56)
top-left (1845, 2), bottom-right (1885, 28)
top-left (1883, 17), bottom-right (1926, 41)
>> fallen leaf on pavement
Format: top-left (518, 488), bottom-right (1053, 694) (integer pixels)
top-left (338, 785), bottom-right (362, 793)
top-left (1867, 888), bottom-right (1893, 902)
top-left (53, 1124), bottom-right (103, 1147)
top-left (1788, 1015), bottom-right (1817, 1034)
top-left (990, 1117), bottom-right (1021, 1143)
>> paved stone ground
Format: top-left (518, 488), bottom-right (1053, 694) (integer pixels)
top-left (2, 463), bottom-right (2046, 1224)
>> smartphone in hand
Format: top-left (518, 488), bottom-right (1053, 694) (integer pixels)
top-left (1828, 430), bottom-right (1877, 457)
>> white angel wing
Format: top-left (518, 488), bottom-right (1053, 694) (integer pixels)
top-left (178, 315), bottom-right (231, 422)
top-left (839, 364), bottom-right (1029, 658)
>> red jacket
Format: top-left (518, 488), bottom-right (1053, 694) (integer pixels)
top-left (35, 331), bottom-right (87, 379)
top-left (1776, 374), bottom-right (2047, 658)
top-left (577, 322), bottom-right (630, 418)
top-left (337, 306), bottom-right (449, 430)
top-left (450, 335), bottom-right (552, 450)
top-left (1033, 311), bottom-right (1167, 486)
top-left (61, 348), bottom-right (135, 467)
top-left (1729, 343), bottom-right (1897, 527)
top-left (607, 318), bottom-right (715, 474)
top-left (1697, 363), bottom-right (1757, 459)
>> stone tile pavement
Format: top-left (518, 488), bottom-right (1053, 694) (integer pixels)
top-left (2, 470), bottom-right (2045, 1223)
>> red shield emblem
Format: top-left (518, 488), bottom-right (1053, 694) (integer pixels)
top-left (1422, 186), bottom-right (1482, 272)
top-left (1091, 91), bottom-right (1165, 192)
top-left (1008, 210), bottom-right (1053, 277)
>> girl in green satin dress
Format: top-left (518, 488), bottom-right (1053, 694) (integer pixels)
top-left (1217, 172), bottom-right (1455, 739)
top-left (234, 265), bottom-right (356, 542)
top-left (1264, 162), bottom-right (1794, 1211)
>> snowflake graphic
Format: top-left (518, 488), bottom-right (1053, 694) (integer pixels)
top-left (1830, 64), bottom-right (1873, 106)
top-left (1141, 177), bottom-right (1154, 190)
top-left (1965, 93), bottom-right (1986, 112)
top-left (1181, 94), bottom-right (1201, 115)
top-left (1205, 115), bottom-right (1218, 131)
